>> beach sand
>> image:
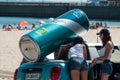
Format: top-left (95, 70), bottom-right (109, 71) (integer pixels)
top-left (0, 29), bottom-right (31, 72)
top-left (83, 28), bottom-right (120, 44)
top-left (0, 28), bottom-right (120, 73)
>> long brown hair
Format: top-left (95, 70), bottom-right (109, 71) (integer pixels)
top-left (102, 34), bottom-right (114, 48)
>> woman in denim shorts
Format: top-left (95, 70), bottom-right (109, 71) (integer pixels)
top-left (92, 29), bottom-right (114, 80)
top-left (68, 36), bottom-right (88, 80)
top-left (101, 61), bottom-right (113, 75)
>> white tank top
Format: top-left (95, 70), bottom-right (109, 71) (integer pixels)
top-left (68, 44), bottom-right (84, 59)
top-left (99, 46), bottom-right (113, 60)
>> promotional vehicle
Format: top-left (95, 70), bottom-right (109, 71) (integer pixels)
top-left (14, 43), bottom-right (120, 80)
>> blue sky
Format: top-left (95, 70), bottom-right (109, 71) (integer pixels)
top-left (0, 0), bottom-right (87, 3)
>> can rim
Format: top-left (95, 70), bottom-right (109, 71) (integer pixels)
top-left (19, 36), bottom-right (40, 62)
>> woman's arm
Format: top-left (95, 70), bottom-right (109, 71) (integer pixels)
top-left (97, 41), bottom-right (113, 60)
top-left (92, 41), bottom-right (113, 65)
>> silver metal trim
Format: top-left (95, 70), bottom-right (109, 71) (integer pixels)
top-left (53, 18), bottom-right (87, 36)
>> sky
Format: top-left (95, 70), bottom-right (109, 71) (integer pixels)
top-left (0, 0), bottom-right (87, 3)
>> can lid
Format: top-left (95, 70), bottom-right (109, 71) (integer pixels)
top-left (19, 36), bottom-right (40, 62)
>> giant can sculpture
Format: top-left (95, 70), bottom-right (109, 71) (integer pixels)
top-left (19, 9), bottom-right (89, 62)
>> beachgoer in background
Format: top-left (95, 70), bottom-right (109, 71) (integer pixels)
top-left (104, 22), bottom-right (108, 28)
top-left (2, 24), bottom-right (6, 30)
top-left (24, 26), bottom-right (28, 30)
top-left (68, 36), bottom-right (88, 80)
top-left (17, 25), bottom-right (21, 30)
top-left (92, 29), bottom-right (114, 80)
top-left (5, 25), bottom-right (12, 31)
top-left (31, 23), bottom-right (36, 30)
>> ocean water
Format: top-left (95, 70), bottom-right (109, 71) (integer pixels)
top-left (0, 17), bottom-right (42, 29)
top-left (0, 17), bottom-right (120, 29)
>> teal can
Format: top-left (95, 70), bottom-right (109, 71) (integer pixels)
top-left (19, 9), bottom-right (89, 62)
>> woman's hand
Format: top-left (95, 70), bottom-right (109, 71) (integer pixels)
top-left (92, 58), bottom-right (97, 66)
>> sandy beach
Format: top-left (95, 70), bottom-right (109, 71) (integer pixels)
top-left (0, 30), bottom-right (31, 72)
top-left (83, 28), bottom-right (120, 44)
top-left (0, 28), bottom-right (120, 75)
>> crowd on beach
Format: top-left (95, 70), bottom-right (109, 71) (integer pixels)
top-left (1, 21), bottom-right (120, 31)
top-left (2, 23), bottom-right (40, 31)
top-left (90, 22), bottom-right (108, 29)
top-left (1, 18), bottom-right (55, 31)
top-left (1, 22), bottom-right (106, 31)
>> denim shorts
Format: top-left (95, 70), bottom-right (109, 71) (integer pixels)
top-left (68, 57), bottom-right (88, 71)
top-left (101, 62), bottom-right (113, 75)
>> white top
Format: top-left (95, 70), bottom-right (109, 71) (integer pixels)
top-left (68, 44), bottom-right (84, 59)
top-left (99, 46), bottom-right (113, 60)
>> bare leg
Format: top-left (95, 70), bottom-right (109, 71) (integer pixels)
top-left (71, 70), bottom-right (80, 80)
top-left (101, 74), bottom-right (109, 80)
top-left (81, 70), bottom-right (88, 80)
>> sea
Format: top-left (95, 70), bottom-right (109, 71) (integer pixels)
top-left (0, 17), bottom-right (120, 29)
